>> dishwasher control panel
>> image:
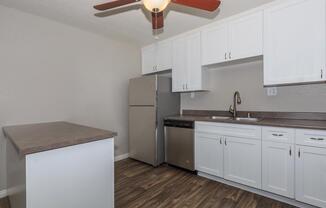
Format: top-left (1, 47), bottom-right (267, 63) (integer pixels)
top-left (164, 119), bottom-right (194, 129)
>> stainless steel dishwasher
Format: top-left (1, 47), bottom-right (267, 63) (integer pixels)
top-left (164, 119), bottom-right (195, 171)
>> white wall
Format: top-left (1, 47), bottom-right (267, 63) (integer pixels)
top-left (181, 61), bottom-right (326, 112)
top-left (0, 5), bottom-right (141, 191)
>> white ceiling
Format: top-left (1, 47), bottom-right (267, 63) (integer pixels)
top-left (0, 0), bottom-right (274, 46)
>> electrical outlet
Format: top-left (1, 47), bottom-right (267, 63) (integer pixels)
top-left (267, 87), bottom-right (278, 96)
top-left (190, 92), bottom-right (195, 99)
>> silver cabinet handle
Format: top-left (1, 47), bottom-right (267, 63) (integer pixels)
top-left (272, 133), bottom-right (284, 137)
top-left (224, 138), bottom-right (227, 146)
top-left (220, 138), bottom-right (222, 144)
top-left (298, 148), bottom-right (301, 158)
top-left (321, 69), bottom-right (323, 79)
top-left (229, 52), bottom-right (231, 60)
top-left (289, 146), bottom-right (292, 156)
top-left (310, 137), bottom-right (325, 141)
top-left (225, 53), bottom-right (227, 60)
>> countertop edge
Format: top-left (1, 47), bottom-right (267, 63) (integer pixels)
top-left (164, 116), bottom-right (326, 131)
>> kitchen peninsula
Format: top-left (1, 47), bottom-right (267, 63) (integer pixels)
top-left (3, 121), bottom-right (116, 208)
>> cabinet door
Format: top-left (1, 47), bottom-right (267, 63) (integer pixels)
top-left (172, 37), bottom-right (188, 92)
top-left (262, 142), bottom-right (294, 198)
top-left (224, 136), bottom-right (261, 189)
top-left (186, 32), bottom-right (202, 91)
top-left (264, 0), bottom-right (326, 86)
top-left (195, 133), bottom-right (224, 177)
top-left (229, 11), bottom-right (263, 61)
top-left (295, 146), bottom-right (326, 208)
top-left (141, 44), bottom-right (156, 75)
top-left (201, 23), bottom-right (228, 66)
top-left (156, 40), bottom-right (172, 72)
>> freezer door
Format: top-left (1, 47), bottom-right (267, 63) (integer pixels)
top-left (129, 76), bottom-right (157, 106)
top-left (129, 106), bottom-right (157, 166)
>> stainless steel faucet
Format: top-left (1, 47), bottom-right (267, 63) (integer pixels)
top-left (229, 91), bottom-right (242, 119)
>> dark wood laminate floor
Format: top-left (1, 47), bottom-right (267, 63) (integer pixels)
top-left (0, 159), bottom-right (297, 208)
top-left (0, 197), bottom-right (10, 208)
top-left (115, 159), bottom-right (296, 208)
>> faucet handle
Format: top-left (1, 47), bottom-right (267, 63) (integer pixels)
top-left (229, 105), bottom-right (234, 114)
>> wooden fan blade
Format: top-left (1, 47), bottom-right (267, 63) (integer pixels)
top-left (152, 12), bottom-right (164, 30)
top-left (171, 0), bottom-right (221, 11)
top-left (94, 0), bottom-right (141, 11)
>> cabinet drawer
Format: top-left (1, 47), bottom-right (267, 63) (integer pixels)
top-left (196, 122), bottom-right (261, 140)
top-left (296, 129), bottom-right (326, 148)
top-left (262, 127), bottom-right (295, 144)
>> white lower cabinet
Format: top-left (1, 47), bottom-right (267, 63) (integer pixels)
top-left (195, 122), bottom-right (326, 208)
top-left (195, 133), bottom-right (223, 177)
top-left (223, 136), bottom-right (261, 189)
top-left (195, 122), bottom-right (262, 189)
top-left (295, 145), bottom-right (326, 208)
top-left (262, 141), bottom-right (295, 198)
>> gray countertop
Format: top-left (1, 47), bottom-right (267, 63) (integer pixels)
top-left (165, 115), bottom-right (326, 130)
top-left (3, 121), bottom-right (117, 156)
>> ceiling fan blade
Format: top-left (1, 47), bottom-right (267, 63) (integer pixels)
top-left (152, 12), bottom-right (164, 30)
top-left (94, 0), bottom-right (141, 11)
top-left (171, 0), bottom-right (221, 11)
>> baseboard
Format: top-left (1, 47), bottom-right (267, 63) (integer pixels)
top-left (115, 153), bottom-right (129, 162)
top-left (0, 189), bottom-right (7, 199)
top-left (198, 172), bottom-right (317, 208)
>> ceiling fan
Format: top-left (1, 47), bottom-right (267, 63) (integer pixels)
top-left (94, 0), bottom-right (221, 30)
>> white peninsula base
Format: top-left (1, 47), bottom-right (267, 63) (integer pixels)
top-left (7, 138), bottom-right (114, 208)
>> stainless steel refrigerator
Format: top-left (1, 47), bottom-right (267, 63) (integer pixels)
top-left (128, 75), bottom-right (180, 166)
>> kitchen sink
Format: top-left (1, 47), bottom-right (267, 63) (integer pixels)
top-left (209, 116), bottom-right (232, 120)
top-left (234, 117), bottom-right (261, 122)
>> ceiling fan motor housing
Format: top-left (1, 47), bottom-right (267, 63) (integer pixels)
top-left (143, 0), bottom-right (171, 12)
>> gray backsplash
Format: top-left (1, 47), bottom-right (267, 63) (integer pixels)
top-left (181, 60), bottom-right (326, 113)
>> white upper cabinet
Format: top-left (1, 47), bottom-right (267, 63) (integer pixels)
top-left (229, 11), bottom-right (263, 61)
top-left (201, 11), bottom-right (263, 66)
top-left (141, 40), bottom-right (172, 75)
top-left (186, 33), bottom-right (202, 91)
top-left (201, 23), bottom-right (229, 65)
top-left (156, 40), bottom-right (172, 72)
top-left (142, 45), bottom-right (156, 74)
top-left (172, 36), bottom-right (187, 92)
top-left (264, 0), bottom-right (326, 86)
top-left (172, 32), bottom-right (203, 92)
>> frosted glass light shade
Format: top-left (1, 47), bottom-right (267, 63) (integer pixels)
top-left (143, 0), bottom-right (170, 12)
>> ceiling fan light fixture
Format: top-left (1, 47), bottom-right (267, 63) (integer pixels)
top-left (143, 0), bottom-right (170, 12)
